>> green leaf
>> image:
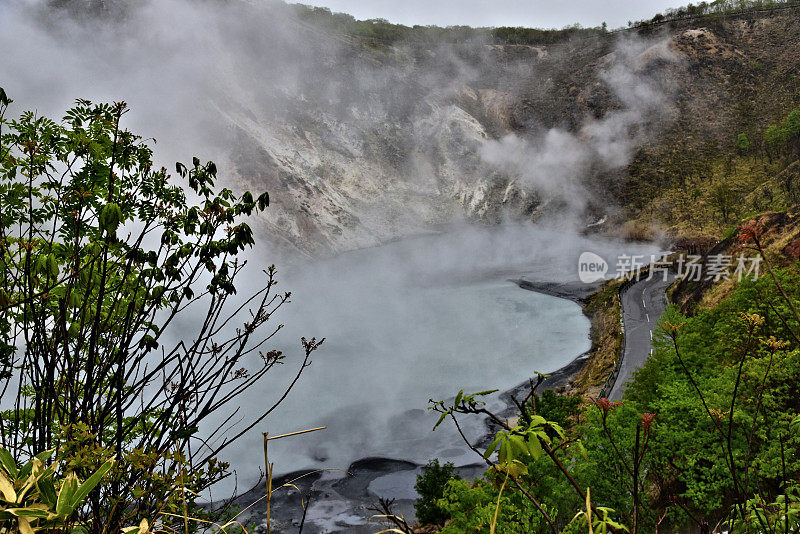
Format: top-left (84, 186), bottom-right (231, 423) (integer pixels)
top-left (31, 450), bottom-right (54, 470)
top-left (46, 254), bottom-right (59, 278)
top-left (432, 412), bottom-right (448, 431)
top-left (16, 460), bottom-right (36, 485)
top-left (499, 437), bottom-right (511, 464)
top-left (0, 448), bottom-right (18, 477)
top-left (36, 478), bottom-right (57, 508)
top-left (16, 458), bottom-right (44, 501)
top-left (68, 459), bottom-right (115, 512)
top-left (484, 436), bottom-right (500, 458)
top-left (506, 459), bottom-right (528, 477)
top-left (549, 422), bottom-right (566, 440)
top-left (509, 435), bottom-right (528, 460)
top-left (56, 473), bottom-right (79, 517)
top-left (526, 436), bottom-right (543, 460)
top-left (528, 415), bottom-right (546, 428)
top-left (7, 507), bottom-right (51, 518)
top-left (454, 390), bottom-right (463, 406)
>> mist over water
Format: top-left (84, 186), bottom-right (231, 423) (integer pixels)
top-left (203, 224), bottom-right (659, 495)
top-left (0, 0), bottom-right (675, 502)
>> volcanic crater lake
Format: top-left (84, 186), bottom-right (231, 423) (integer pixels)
top-left (205, 225), bottom-right (656, 492)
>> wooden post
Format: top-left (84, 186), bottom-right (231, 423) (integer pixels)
top-left (263, 432), bottom-right (272, 534)
top-left (261, 426), bottom-right (326, 533)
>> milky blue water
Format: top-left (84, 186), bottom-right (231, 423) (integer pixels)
top-left (204, 225), bottom-right (657, 491)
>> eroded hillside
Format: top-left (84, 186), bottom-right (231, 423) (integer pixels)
top-left (218, 6), bottom-right (800, 256)
top-left (26, 1), bottom-right (800, 257)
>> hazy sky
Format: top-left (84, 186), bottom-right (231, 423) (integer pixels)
top-left (300, 0), bottom-right (684, 30)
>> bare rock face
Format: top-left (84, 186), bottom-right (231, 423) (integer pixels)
top-left (216, 8), bottom-right (800, 257)
top-left (223, 96), bottom-right (530, 256)
top-left (216, 40), bottom-right (552, 256)
top-left (216, 33), bottom-right (650, 257)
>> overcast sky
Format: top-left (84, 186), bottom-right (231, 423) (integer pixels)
top-left (299, 0), bottom-right (685, 30)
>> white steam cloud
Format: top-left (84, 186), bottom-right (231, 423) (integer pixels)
top-left (479, 37), bottom-right (677, 217)
top-left (2, 0), bottom-right (324, 168)
top-left (2, 0), bottom-right (679, 255)
top-left (0, 0), bottom-right (679, 504)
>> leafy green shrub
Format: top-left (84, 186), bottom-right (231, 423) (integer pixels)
top-left (0, 446), bottom-right (115, 532)
top-left (414, 458), bottom-right (458, 525)
top-left (765, 108), bottom-right (800, 152)
top-left (531, 390), bottom-right (583, 431)
top-left (736, 133), bottom-right (751, 151)
top-left (0, 87), bottom-right (319, 531)
top-left (437, 477), bottom-right (554, 534)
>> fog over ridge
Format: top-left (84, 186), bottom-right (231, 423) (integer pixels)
top-left (0, 0), bottom-right (678, 499)
top-left (1, 0), bottom-right (680, 256)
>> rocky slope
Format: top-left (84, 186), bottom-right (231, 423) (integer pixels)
top-left (624, 11), bottom-right (800, 227)
top-left (41, 1), bottom-right (800, 257)
top-left (219, 34), bottom-right (550, 257)
top-left (214, 6), bottom-right (800, 257)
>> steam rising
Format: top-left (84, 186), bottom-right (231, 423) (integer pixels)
top-left (479, 37), bottom-right (677, 216)
top-left (1, 0), bottom-right (677, 499)
top-left (2, 0), bottom-right (679, 254)
top-left (229, 225), bottom-right (659, 492)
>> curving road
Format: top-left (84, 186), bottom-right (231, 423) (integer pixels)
top-left (608, 273), bottom-right (673, 400)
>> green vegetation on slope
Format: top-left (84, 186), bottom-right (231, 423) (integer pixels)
top-left (418, 98), bottom-right (800, 533)
top-left (0, 89), bottom-right (319, 531)
top-left (628, 104), bottom-right (800, 239)
top-left (631, 0), bottom-right (800, 28)
top-left (423, 238), bottom-right (800, 532)
top-left (292, 3), bottom-right (608, 45)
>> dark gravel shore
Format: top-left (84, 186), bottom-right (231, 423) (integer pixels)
top-left (512, 278), bottom-right (600, 303)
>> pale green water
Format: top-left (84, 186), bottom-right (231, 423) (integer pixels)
top-left (204, 225), bottom-right (657, 490)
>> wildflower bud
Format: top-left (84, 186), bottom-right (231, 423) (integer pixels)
top-left (739, 312), bottom-right (765, 327)
top-left (595, 397), bottom-right (623, 416)
top-left (641, 413), bottom-right (656, 436)
top-left (762, 336), bottom-right (790, 351)
top-left (661, 321), bottom-right (685, 337)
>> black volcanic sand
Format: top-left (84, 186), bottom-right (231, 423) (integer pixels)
top-left (228, 458), bottom-right (485, 533)
top-left (512, 278), bottom-right (600, 303)
top-left (225, 279), bottom-right (595, 533)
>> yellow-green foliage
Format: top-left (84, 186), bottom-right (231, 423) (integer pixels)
top-left (638, 155), bottom-right (793, 237)
top-left (0, 446), bottom-right (115, 533)
top-left (628, 104), bottom-right (800, 240)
